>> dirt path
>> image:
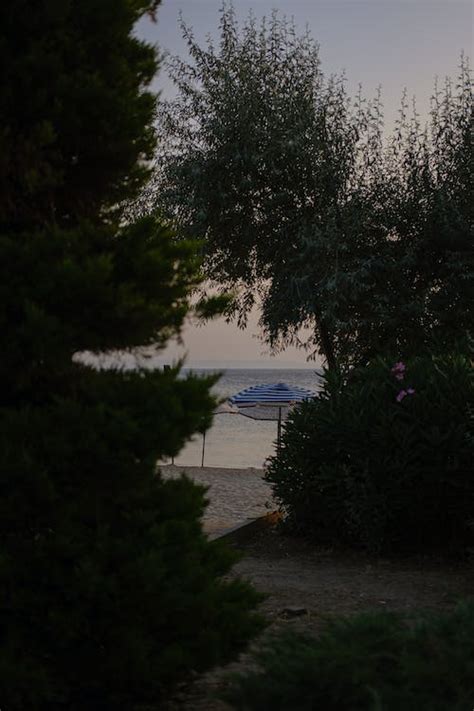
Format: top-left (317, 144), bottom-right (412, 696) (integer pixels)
top-left (166, 526), bottom-right (474, 710)
top-left (233, 527), bottom-right (473, 620)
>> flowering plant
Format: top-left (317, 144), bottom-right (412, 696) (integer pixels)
top-left (391, 362), bottom-right (406, 380)
top-left (396, 387), bottom-right (415, 402)
top-left (391, 362), bottom-right (416, 401)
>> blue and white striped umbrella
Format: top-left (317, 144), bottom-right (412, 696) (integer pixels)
top-left (230, 382), bottom-right (315, 410)
top-left (228, 382), bottom-right (317, 453)
top-left (197, 382), bottom-right (317, 466)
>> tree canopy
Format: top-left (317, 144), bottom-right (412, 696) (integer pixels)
top-left (151, 5), bottom-right (473, 369)
top-left (0, 2), bottom-right (262, 708)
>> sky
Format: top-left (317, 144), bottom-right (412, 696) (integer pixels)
top-left (136, 0), bottom-right (473, 369)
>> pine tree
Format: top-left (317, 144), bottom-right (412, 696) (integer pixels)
top-left (0, 2), bottom-right (263, 709)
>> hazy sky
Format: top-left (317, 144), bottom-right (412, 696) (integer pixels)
top-left (137, 0), bottom-right (472, 368)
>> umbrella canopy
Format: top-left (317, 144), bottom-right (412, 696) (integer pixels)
top-left (199, 383), bottom-right (317, 467)
top-left (229, 381), bottom-right (317, 453)
top-left (229, 382), bottom-right (315, 413)
top-left (213, 401), bottom-right (240, 415)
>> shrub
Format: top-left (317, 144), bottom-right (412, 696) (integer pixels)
top-left (0, 370), bottom-right (265, 710)
top-left (0, 2), bottom-right (263, 709)
top-left (224, 599), bottom-right (474, 711)
top-left (266, 355), bottom-right (473, 554)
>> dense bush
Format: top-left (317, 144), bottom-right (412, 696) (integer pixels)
top-left (0, 368), bottom-right (265, 710)
top-left (224, 599), bottom-right (474, 711)
top-left (0, 2), bottom-right (263, 709)
top-left (266, 355), bottom-right (473, 554)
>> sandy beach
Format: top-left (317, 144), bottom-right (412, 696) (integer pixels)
top-left (160, 464), bottom-right (275, 538)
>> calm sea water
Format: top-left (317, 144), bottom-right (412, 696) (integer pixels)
top-left (167, 368), bottom-right (323, 469)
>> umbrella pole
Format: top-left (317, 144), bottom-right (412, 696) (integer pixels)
top-left (277, 406), bottom-right (282, 454)
top-left (201, 430), bottom-right (206, 467)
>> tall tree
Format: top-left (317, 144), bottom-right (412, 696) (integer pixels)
top-left (379, 72), bottom-right (473, 358)
top-left (151, 5), bottom-right (473, 369)
top-left (0, 2), bottom-right (262, 709)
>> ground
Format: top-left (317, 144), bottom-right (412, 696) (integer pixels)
top-left (160, 465), bottom-right (273, 537)
top-left (166, 525), bottom-right (474, 710)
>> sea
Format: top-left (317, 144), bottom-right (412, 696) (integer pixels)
top-left (167, 368), bottom-right (323, 469)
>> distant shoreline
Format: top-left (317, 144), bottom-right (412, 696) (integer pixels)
top-left (181, 362), bottom-right (323, 371)
top-left (74, 351), bottom-right (323, 372)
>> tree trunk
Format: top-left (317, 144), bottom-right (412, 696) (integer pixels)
top-left (316, 317), bottom-right (338, 371)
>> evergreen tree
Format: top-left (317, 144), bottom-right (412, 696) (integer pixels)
top-left (0, 2), bottom-right (262, 709)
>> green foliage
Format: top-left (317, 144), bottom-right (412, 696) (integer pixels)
top-left (152, 4), bottom-right (473, 369)
top-left (377, 74), bottom-right (474, 362)
top-left (0, 2), bottom-right (263, 709)
top-left (0, 0), bottom-right (160, 225)
top-left (0, 379), bottom-right (264, 709)
top-left (266, 355), bottom-right (474, 554)
top-left (225, 600), bottom-right (474, 711)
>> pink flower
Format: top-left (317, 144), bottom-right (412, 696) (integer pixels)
top-left (396, 387), bottom-right (415, 402)
top-left (391, 362), bottom-right (406, 380)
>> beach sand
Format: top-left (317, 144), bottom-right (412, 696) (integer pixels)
top-left (160, 464), bottom-right (274, 538)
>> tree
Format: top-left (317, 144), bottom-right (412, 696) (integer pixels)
top-left (0, 2), bottom-right (262, 709)
top-left (379, 73), bottom-right (473, 359)
top-left (151, 5), bottom-right (473, 369)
